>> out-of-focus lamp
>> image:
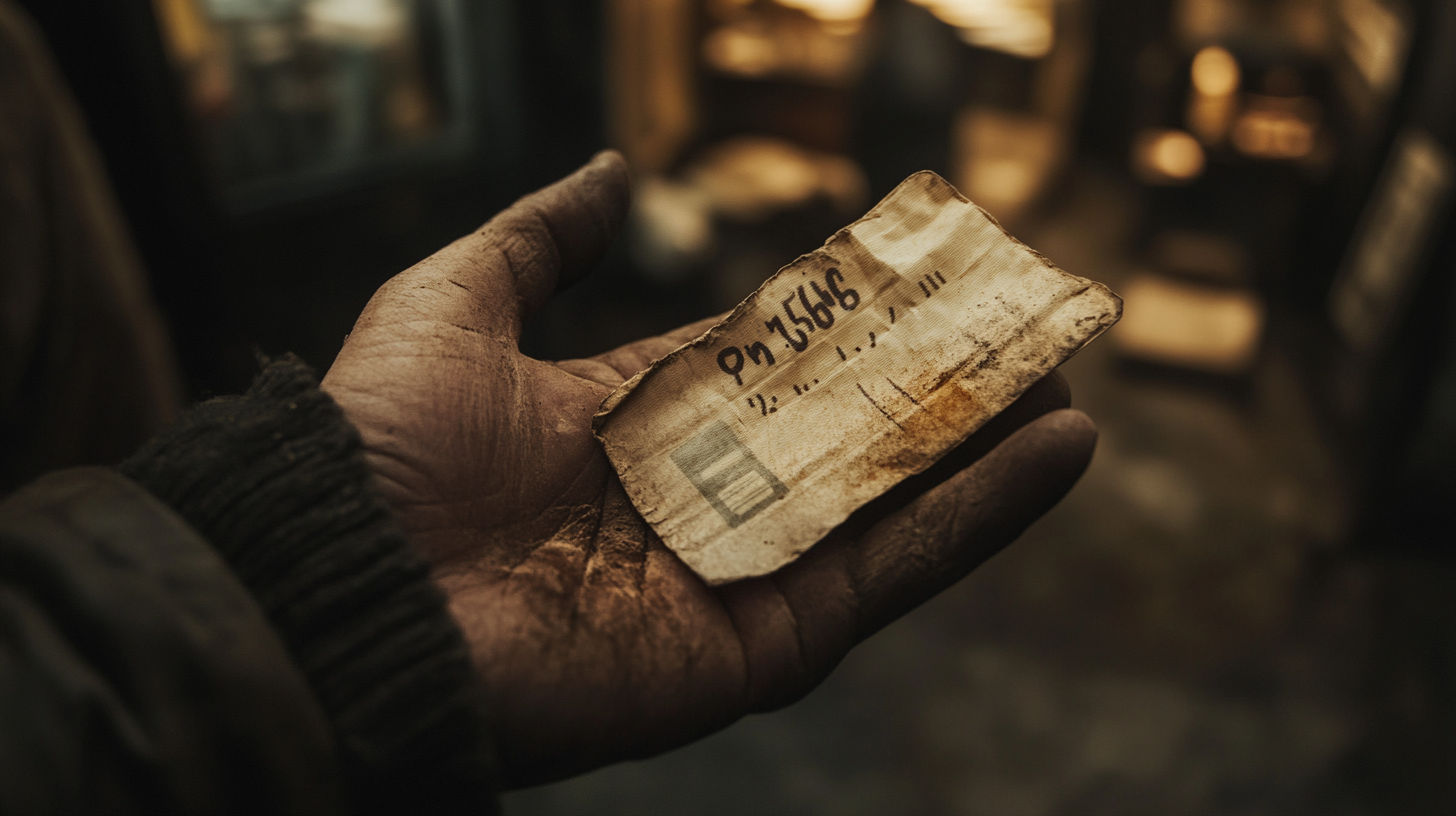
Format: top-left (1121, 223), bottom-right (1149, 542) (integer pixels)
top-left (305, 0), bottom-right (406, 45)
top-left (1113, 274), bottom-right (1265, 375)
top-left (1133, 128), bottom-right (1206, 184)
top-left (911, 0), bottom-right (1055, 59)
top-left (1191, 46), bottom-right (1240, 96)
top-left (1187, 45), bottom-right (1238, 145)
top-left (1231, 96), bottom-right (1319, 161)
top-left (775, 0), bottom-right (874, 26)
top-left (703, 26), bottom-right (777, 76)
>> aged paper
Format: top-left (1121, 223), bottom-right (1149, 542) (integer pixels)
top-left (593, 171), bottom-right (1121, 585)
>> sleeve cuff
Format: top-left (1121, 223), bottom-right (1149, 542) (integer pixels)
top-left (119, 355), bottom-right (498, 814)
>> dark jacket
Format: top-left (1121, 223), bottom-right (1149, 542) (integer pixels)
top-left (0, 358), bottom-right (499, 814)
top-left (0, 0), bottom-right (183, 494)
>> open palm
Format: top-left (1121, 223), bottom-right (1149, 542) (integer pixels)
top-left (321, 152), bottom-right (1097, 788)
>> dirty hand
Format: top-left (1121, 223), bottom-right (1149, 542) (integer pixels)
top-left (321, 151), bottom-right (1098, 788)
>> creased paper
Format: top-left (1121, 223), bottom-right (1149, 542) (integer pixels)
top-left (593, 171), bottom-right (1121, 585)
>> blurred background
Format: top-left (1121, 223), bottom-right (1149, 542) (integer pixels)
top-left (15, 0), bottom-right (1456, 811)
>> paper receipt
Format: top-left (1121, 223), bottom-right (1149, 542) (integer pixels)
top-left (593, 171), bottom-right (1122, 585)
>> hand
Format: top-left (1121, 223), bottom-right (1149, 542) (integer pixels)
top-left (321, 151), bottom-right (1098, 788)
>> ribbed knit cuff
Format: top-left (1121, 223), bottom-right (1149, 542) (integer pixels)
top-left (119, 356), bottom-right (498, 815)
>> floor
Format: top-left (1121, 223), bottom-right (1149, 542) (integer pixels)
top-left (502, 170), bottom-right (1456, 815)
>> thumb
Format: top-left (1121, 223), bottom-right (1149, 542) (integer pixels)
top-left (479, 149), bottom-right (633, 316)
top-left (367, 150), bottom-right (632, 341)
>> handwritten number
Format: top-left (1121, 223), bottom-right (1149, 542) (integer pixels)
top-left (766, 316), bottom-right (809, 352)
top-left (810, 279), bottom-right (836, 309)
top-left (783, 295), bottom-right (816, 334)
top-left (732, 266), bottom-right (870, 386)
top-left (746, 341), bottom-right (776, 365)
top-left (826, 268), bottom-right (860, 310)
top-left (800, 285), bottom-right (835, 329)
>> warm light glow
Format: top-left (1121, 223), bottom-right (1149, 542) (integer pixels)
top-left (1176, 0), bottom-right (1238, 43)
top-left (305, 0), bottom-right (406, 45)
top-left (702, 17), bottom-right (867, 83)
top-left (1191, 46), bottom-right (1240, 96)
top-left (154, 0), bottom-right (214, 62)
top-left (1152, 131), bottom-right (1205, 178)
top-left (911, 0), bottom-right (1054, 59)
top-left (1340, 0), bottom-right (1407, 93)
top-left (686, 136), bottom-right (867, 221)
top-left (1114, 274), bottom-right (1265, 374)
top-left (703, 26), bottom-right (777, 77)
top-left (1187, 91), bottom-right (1235, 144)
top-left (1231, 109), bottom-right (1315, 159)
top-left (633, 176), bottom-right (714, 270)
top-left (774, 0), bottom-right (874, 23)
top-left (1135, 129), bottom-right (1206, 184)
top-left (1330, 129), bottom-right (1453, 351)
top-left (954, 107), bottom-right (1062, 225)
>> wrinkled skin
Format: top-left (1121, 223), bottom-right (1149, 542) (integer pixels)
top-left (321, 151), bottom-right (1098, 788)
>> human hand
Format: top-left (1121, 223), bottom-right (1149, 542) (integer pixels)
top-left (321, 151), bottom-right (1097, 788)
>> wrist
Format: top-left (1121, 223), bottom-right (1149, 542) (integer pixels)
top-left (120, 355), bottom-right (500, 813)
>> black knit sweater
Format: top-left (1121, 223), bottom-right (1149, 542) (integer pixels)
top-left (116, 356), bottom-right (498, 813)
